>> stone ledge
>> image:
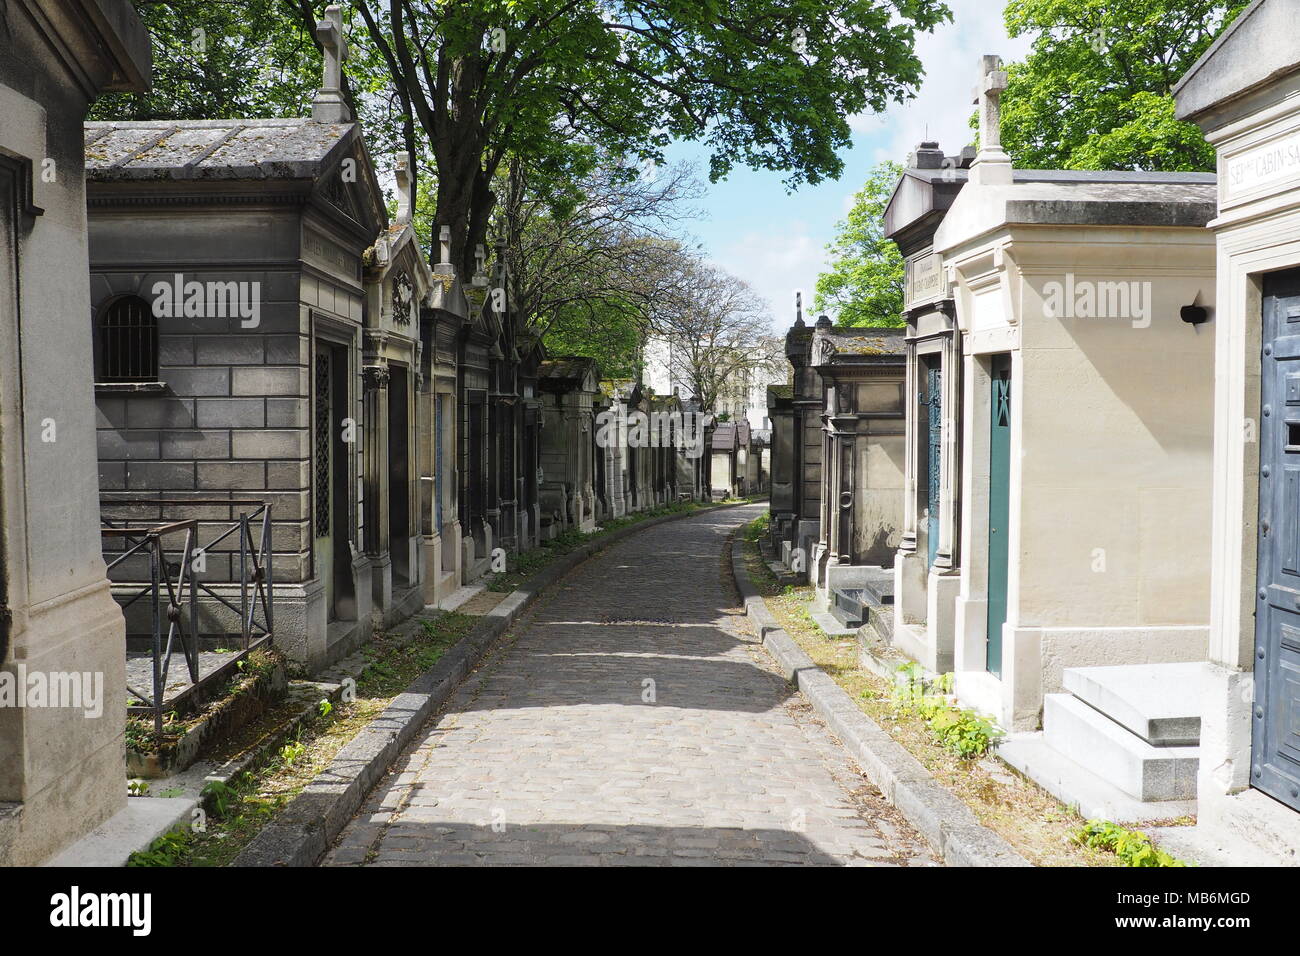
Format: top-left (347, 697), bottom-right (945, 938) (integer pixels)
top-left (730, 538), bottom-right (1031, 868)
top-left (233, 501), bottom-right (750, 867)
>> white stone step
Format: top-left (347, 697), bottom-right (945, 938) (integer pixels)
top-left (1044, 693), bottom-right (1199, 802)
top-left (1062, 662), bottom-right (1207, 746)
top-left (997, 733), bottom-right (1196, 824)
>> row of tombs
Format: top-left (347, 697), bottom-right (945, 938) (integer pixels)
top-left (767, 30), bottom-right (1300, 862)
top-left (86, 122), bottom-right (705, 675)
top-left (0, 1), bottom-right (721, 864)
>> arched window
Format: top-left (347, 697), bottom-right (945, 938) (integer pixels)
top-left (97, 295), bottom-right (158, 383)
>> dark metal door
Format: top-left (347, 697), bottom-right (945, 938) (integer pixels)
top-left (1255, 270), bottom-right (1300, 812)
top-left (434, 395), bottom-right (444, 535)
top-left (986, 354), bottom-right (1012, 677)
top-left (388, 365), bottom-right (411, 583)
top-left (926, 363), bottom-right (942, 568)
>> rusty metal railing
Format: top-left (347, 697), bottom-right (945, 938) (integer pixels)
top-left (100, 498), bottom-right (273, 737)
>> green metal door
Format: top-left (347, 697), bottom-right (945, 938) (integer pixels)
top-left (986, 354), bottom-right (1012, 677)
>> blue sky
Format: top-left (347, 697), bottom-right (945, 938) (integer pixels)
top-left (661, 0), bottom-right (1033, 334)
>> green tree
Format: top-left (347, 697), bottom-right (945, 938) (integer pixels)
top-left (813, 161), bottom-right (905, 328)
top-left (338, 0), bottom-right (951, 277)
top-left (89, 0), bottom-right (323, 121)
top-left (999, 0), bottom-right (1250, 171)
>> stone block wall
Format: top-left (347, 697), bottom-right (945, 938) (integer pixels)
top-left (91, 266), bottom-right (311, 588)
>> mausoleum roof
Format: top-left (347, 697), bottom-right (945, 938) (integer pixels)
top-left (539, 356), bottom-right (599, 387)
top-left (814, 327), bottom-right (907, 361)
top-left (84, 118), bottom-right (355, 181)
top-left (935, 173), bottom-right (1218, 254)
top-left (710, 420), bottom-right (751, 450)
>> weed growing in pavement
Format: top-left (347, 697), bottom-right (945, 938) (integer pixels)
top-left (1073, 820), bottom-right (1187, 867)
top-left (891, 663), bottom-right (1002, 759)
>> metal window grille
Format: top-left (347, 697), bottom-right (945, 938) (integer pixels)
top-left (315, 352), bottom-right (332, 534)
top-left (99, 296), bottom-right (158, 382)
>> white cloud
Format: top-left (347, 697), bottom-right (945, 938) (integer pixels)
top-left (711, 224), bottom-right (829, 334)
top-left (850, 0), bottom-right (1035, 161)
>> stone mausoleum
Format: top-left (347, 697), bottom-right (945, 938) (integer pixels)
top-left (1174, 0), bottom-right (1300, 861)
top-left (942, 55), bottom-right (1219, 822)
top-left (0, 0), bottom-right (151, 866)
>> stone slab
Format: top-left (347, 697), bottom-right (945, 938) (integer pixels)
top-left (998, 732), bottom-right (1195, 824)
top-left (811, 609), bottom-right (859, 637)
top-left (1145, 822), bottom-right (1294, 867)
top-left (434, 582), bottom-right (485, 613)
top-left (1045, 693), bottom-right (1199, 801)
top-left (42, 797), bottom-right (198, 867)
top-left (1062, 661), bottom-right (1207, 745)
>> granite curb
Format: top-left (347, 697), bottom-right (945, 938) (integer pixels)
top-left (729, 536), bottom-right (1032, 868)
top-left (232, 501), bottom-right (754, 866)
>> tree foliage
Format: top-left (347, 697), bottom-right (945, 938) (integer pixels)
top-left (88, 0), bottom-right (322, 121)
top-left (998, 0), bottom-right (1250, 171)
top-left (335, 0), bottom-right (950, 275)
top-left (813, 161), bottom-right (905, 328)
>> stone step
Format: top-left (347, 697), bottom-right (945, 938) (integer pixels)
top-left (830, 587), bottom-right (867, 627)
top-left (1044, 694), bottom-right (1199, 802)
top-left (997, 733), bottom-right (1196, 824)
top-left (869, 602), bottom-right (894, 643)
top-left (857, 567), bottom-right (894, 606)
top-left (1062, 662), bottom-right (1206, 746)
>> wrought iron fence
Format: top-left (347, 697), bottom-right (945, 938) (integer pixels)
top-left (100, 497), bottom-right (274, 736)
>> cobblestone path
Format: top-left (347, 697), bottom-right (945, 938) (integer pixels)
top-left (324, 504), bottom-right (938, 867)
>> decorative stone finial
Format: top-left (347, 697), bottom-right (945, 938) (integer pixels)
top-left (793, 290), bottom-right (805, 328)
top-left (312, 5), bottom-right (352, 123)
top-left (970, 54), bottom-right (1011, 185)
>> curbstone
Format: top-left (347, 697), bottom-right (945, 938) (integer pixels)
top-left (233, 502), bottom-right (753, 866)
top-left (729, 537), bottom-right (1032, 868)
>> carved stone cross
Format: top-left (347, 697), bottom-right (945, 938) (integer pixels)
top-left (969, 54), bottom-right (1012, 184)
top-left (312, 4), bottom-right (352, 123)
top-left (972, 54), bottom-right (1007, 150)
top-left (434, 224), bottom-right (454, 277)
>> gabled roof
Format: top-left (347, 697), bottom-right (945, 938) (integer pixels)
top-left (710, 419), bottom-right (752, 450)
top-left (84, 118), bottom-right (356, 181)
top-left (539, 355), bottom-right (600, 391)
top-left (814, 327), bottom-right (907, 360)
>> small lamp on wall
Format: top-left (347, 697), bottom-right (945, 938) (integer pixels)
top-left (1181, 292), bottom-right (1210, 326)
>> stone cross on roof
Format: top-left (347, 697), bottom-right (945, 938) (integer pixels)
top-left (434, 225), bottom-right (454, 277)
top-left (473, 244), bottom-right (488, 286)
top-left (312, 4), bottom-right (352, 123)
top-left (970, 54), bottom-right (1012, 185)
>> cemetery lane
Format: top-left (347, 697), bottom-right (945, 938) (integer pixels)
top-left (324, 504), bottom-right (937, 867)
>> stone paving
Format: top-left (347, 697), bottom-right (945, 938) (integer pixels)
top-left (323, 504), bottom-right (938, 867)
